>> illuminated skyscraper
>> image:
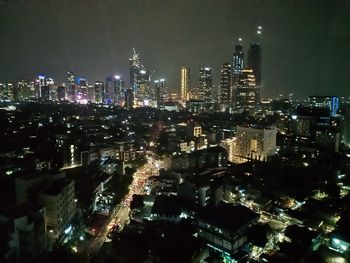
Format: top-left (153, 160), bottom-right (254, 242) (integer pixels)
top-left (67, 71), bottom-right (75, 101)
top-left (155, 79), bottom-right (168, 109)
top-left (248, 43), bottom-right (262, 87)
top-left (232, 39), bottom-right (244, 76)
top-left (198, 67), bottom-right (213, 101)
top-left (129, 49), bottom-right (152, 104)
top-left (236, 69), bottom-right (260, 111)
top-left (0, 83), bottom-right (14, 101)
top-left (248, 27), bottom-right (263, 87)
top-left (219, 63), bottom-right (232, 107)
top-left (77, 78), bottom-right (88, 101)
top-left (105, 76), bottom-right (115, 104)
top-left (129, 48), bottom-right (141, 91)
top-left (17, 80), bottom-right (35, 100)
top-left (94, 81), bottom-right (104, 103)
top-left (135, 69), bottom-right (152, 103)
top-left (180, 66), bottom-right (190, 101)
top-left (114, 75), bottom-right (125, 106)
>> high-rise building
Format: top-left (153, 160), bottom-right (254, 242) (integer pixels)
top-left (129, 48), bottom-right (141, 92)
top-left (114, 75), bottom-right (125, 106)
top-left (0, 83), bottom-right (14, 101)
top-left (135, 69), bottom-right (152, 103)
top-left (236, 69), bottom-right (260, 111)
top-left (40, 86), bottom-right (50, 100)
top-left (308, 96), bottom-right (339, 117)
top-left (94, 81), bottom-right (104, 103)
top-left (77, 78), bottom-right (88, 101)
top-left (17, 80), bottom-right (35, 101)
top-left (248, 43), bottom-right (262, 87)
top-left (129, 49), bottom-right (152, 104)
top-left (219, 63), bottom-right (232, 107)
top-left (57, 86), bottom-right (66, 100)
top-left (232, 40), bottom-right (244, 76)
top-left (198, 67), bottom-right (213, 101)
top-left (104, 76), bottom-right (115, 104)
top-left (125, 89), bottom-right (134, 109)
top-left (180, 66), bottom-right (190, 101)
top-left (67, 71), bottom-right (75, 101)
top-left (155, 79), bottom-right (168, 109)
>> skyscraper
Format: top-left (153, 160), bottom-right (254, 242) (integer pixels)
top-left (219, 63), bottom-right (232, 107)
top-left (129, 49), bottom-right (152, 104)
top-left (105, 76), bottom-right (115, 104)
top-left (77, 78), bottom-right (88, 101)
top-left (180, 66), bottom-right (190, 101)
top-left (94, 81), bottom-right (104, 103)
top-left (0, 83), bottom-right (14, 101)
top-left (125, 89), bottom-right (134, 110)
top-left (232, 39), bottom-right (244, 76)
top-left (129, 48), bottom-right (141, 92)
top-left (114, 75), bottom-right (125, 106)
top-left (198, 67), bottom-right (213, 101)
top-left (17, 80), bottom-right (35, 101)
top-left (155, 79), bottom-right (168, 109)
top-left (67, 71), bottom-right (75, 101)
top-left (248, 43), bottom-right (262, 87)
top-left (248, 27), bottom-right (263, 87)
top-left (235, 69), bottom-right (259, 112)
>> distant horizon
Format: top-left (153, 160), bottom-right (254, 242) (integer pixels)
top-left (0, 0), bottom-right (349, 98)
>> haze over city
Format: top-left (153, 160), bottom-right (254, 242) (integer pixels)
top-left (0, 0), bottom-right (349, 97)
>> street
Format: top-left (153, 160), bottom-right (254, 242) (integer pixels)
top-left (80, 154), bottom-right (162, 262)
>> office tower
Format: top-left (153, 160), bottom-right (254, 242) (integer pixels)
top-left (129, 49), bottom-right (152, 104)
top-left (45, 77), bottom-right (55, 100)
top-left (57, 86), bottom-right (66, 100)
top-left (248, 27), bottom-right (263, 87)
top-left (94, 81), bottom-right (104, 103)
top-left (180, 66), bottom-right (190, 101)
top-left (17, 80), bottom-right (35, 101)
top-left (235, 69), bottom-right (260, 111)
top-left (40, 86), bottom-right (50, 100)
top-left (105, 76), bottom-right (115, 104)
top-left (125, 88), bottom-right (134, 109)
top-left (219, 63), bottom-right (232, 107)
top-left (129, 48), bottom-right (141, 92)
top-left (114, 75), bottom-right (125, 106)
top-left (0, 83), bottom-right (14, 101)
top-left (198, 67), bottom-right (213, 101)
top-left (77, 78), bottom-right (88, 101)
top-left (231, 39), bottom-right (245, 104)
top-left (248, 43), bottom-right (262, 87)
top-left (87, 84), bottom-right (95, 102)
top-left (308, 96), bottom-right (339, 117)
top-left (155, 79), bottom-right (168, 109)
top-left (67, 71), bottom-right (75, 101)
top-left (136, 69), bottom-right (152, 103)
top-left (235, 125), bottom-right (277, 161)
top-left (37, 75), bottom-right (45, 98)
top-left (232, 39), bottom-right (244, 76)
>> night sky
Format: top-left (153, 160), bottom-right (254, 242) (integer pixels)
top-left (0, 0), bottom-right (349, 98)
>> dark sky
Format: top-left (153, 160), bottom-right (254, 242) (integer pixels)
top-left (0, 0), bottom-right (349, 98)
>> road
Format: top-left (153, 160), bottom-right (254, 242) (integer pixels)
top-left (80, 154), bottom-right (162, 262)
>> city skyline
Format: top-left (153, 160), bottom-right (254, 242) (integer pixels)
top-left (0, 0), bottom-right (349, 98)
